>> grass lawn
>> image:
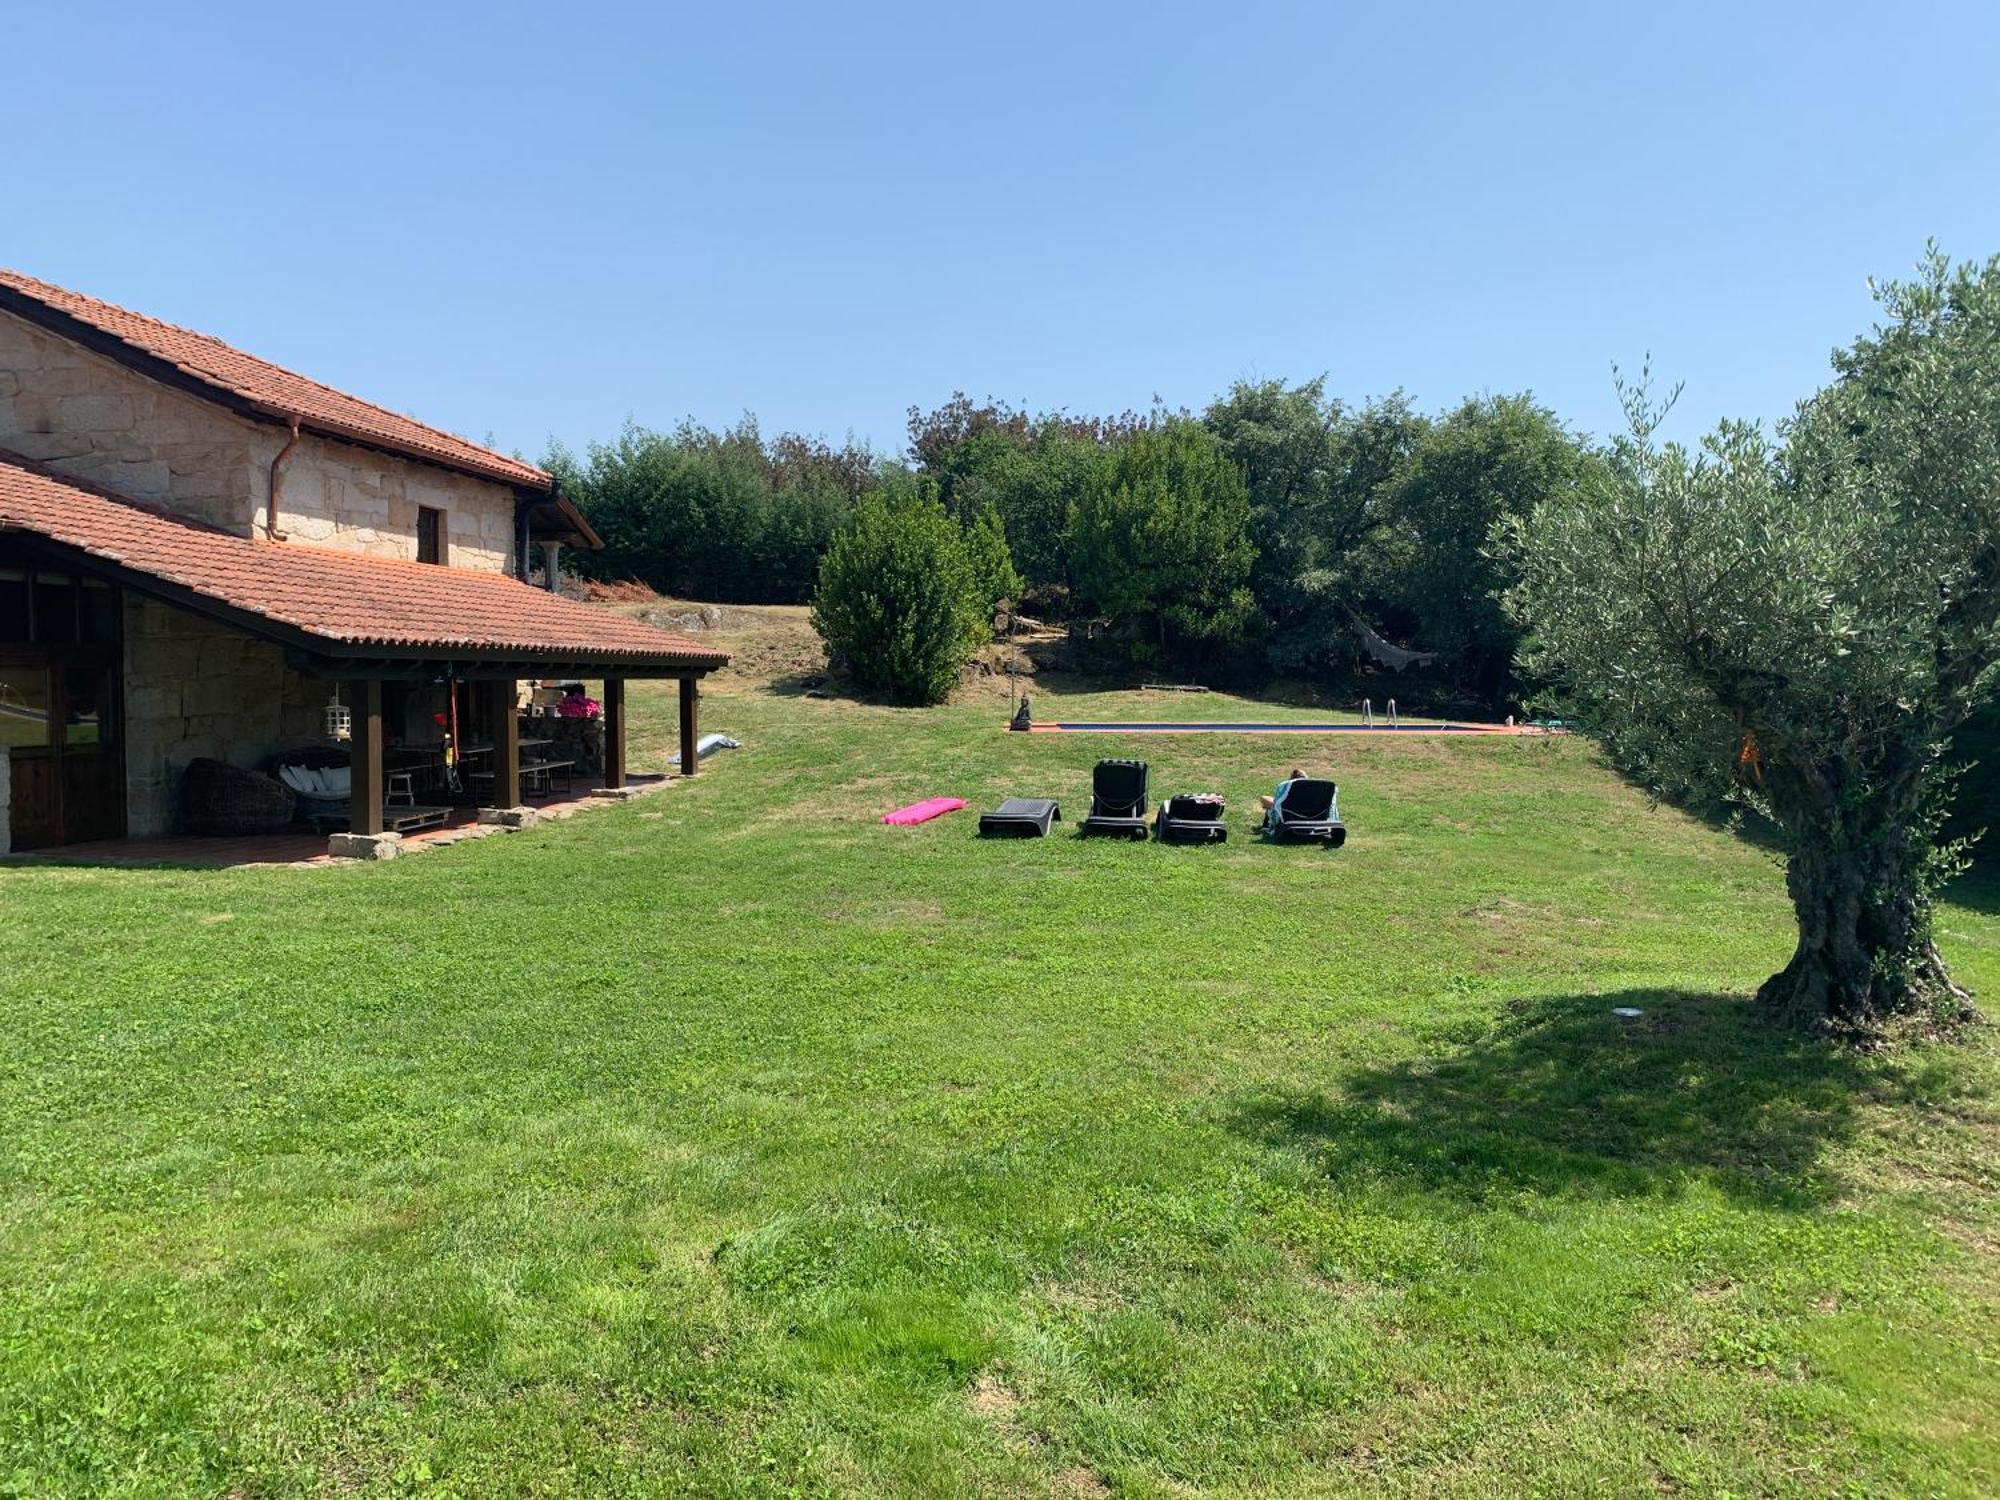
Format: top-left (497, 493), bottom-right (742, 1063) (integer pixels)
top-left (2, 654), bottom-right (1997, 1496)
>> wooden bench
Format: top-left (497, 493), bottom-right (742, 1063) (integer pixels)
top-left (523, 759), bottom-right (576, 797)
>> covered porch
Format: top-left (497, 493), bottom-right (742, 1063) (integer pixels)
top-left (0, 453), bottom-right (729, 857)
top-left (314, 666), bottom-right (707, 858)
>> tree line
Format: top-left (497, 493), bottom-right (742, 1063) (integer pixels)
top-left (544, 419), bottom-right (877, 605)
top-left (547, 382), bottom-right (1599, 709)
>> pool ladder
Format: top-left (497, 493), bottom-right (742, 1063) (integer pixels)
top-left (1360, 698), bottom-right (1399, 728)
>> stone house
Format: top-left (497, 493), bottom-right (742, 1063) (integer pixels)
top-left (0, 269), bottom-right (725, 855)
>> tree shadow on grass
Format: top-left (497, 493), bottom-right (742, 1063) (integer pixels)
top-left (1227, 992), bottom-right (1910, 1212)
top-left (758, 670), bottom-right (833, 699)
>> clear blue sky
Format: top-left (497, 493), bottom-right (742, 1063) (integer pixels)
top-left (12, 2), bottom-right (2000, 464)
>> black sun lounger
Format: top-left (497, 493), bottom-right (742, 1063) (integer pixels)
top-left (979, 797), bottom-right (1061, 837)
top-left (1262, 777), bottom-right (1346, 846)
top-left (1079, 758), bottom-right (1151, 839)
top-left (1155, 793), bottom-right (1228, 844)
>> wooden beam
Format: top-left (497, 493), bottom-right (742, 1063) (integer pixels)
top-left (350, 680), bottom-right (384, 835)
top-left (490, 679), bottom-right (521, 807)
top-left (284, 654), bottom-right (715, 682)
top-left (602, 677), bottom-right (626, 789)
top-left (678, 675), bottom-right (699, 777)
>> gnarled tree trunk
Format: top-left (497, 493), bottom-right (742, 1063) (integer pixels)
top-left (1758, 780), bottom-right (1973, 1034)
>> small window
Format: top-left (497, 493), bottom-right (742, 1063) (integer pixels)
top-left (417, 506), bottom-right (446, 566)
top-left (0, 666), bottom-right (50, 749)
top-left (62, 666), bottom-right (114, 748)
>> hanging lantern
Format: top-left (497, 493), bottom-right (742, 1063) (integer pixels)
top-left (323, 686), bottom-right (352, 742)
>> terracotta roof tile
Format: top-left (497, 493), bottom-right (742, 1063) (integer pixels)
top-left (0, 452), bottom-right (726, 670)
top-left (0, 268), bottom-right (550, 490)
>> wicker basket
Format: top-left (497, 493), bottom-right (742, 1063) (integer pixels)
top-left (180, 758), bottom-right (296, 837)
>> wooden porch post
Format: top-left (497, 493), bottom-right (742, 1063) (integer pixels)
top-left (490, 679), bottom-right (521, 807)
top-left (602, 677), bottom-right (626, 789)
top-left (678, 675), bottom-right (699, 777)
top-left (350, 680), bottom-right (384, 835)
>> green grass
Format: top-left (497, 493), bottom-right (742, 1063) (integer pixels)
top-left (2, 680), bottom-right (1997, 1496)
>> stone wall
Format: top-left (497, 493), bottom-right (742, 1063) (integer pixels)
top-left (255, 427), bottom-right (519, 573)
top-left (531, 713), bottom-right (606, 776)
top-left (0, 308), bottom-right (523, 572)
top-left (122, 594), bottom-right (323, 836)
top-left (0, 309), bottom-right (257, 532)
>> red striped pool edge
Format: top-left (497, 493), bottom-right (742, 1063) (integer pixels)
top-left (1017, 720), bottom-right (1555, 735)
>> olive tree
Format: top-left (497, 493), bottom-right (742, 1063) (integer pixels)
top-left (1510, 251), bottom-right (2000, 1036)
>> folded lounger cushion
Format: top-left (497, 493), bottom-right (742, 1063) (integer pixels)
top-left (1262, 778), bottom-right (1346, 847)
top-left (1079, 758), bottom-right (1151, 839)
top-left (978, 797), bottom-right (1061, 837)
top-left (883, 796), bottom-right (967, 826)
top-left (1156, 793), bottom-right (1228, 844)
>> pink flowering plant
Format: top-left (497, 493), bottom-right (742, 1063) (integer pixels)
top-left (557, 693), bottom-right (603, 719)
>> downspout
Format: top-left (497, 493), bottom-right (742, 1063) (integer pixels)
top-left (263, 415), bottom-right (300, 540)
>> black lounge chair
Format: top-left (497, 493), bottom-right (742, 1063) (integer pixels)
top-left (1079, 758), bottom-right (1150, 839)
top-left (978, 797), bottom-right (1061, 837)
top-left (1261, 777), bottom-right (1346, 846)
top-left (1155, 792), bottom-right (1228, 844)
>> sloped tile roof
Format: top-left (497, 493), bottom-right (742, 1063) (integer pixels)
top-left (0, 268), bottom-right (551, 490)
top-left (0, 452), bottom-right (725, 670)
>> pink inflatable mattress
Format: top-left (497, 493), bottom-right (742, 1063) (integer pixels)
top-left (882, 796), bottom-right (966, 826)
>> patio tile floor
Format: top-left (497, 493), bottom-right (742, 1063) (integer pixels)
top-left (2, 775), bottom-right (674, 870)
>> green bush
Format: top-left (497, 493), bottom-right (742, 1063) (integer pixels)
top-left (811, 488), bottom-right (993, 704)
top-left (962, 503), bottom-right (1023, 618)
top-left (1069, 418), bottom-right (1257, 673)
top-left (547, 419), bottom-right (875, 604)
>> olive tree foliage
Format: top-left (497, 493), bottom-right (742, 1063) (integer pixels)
top-left (810, 482), bottom-right (1000, 705)
top-left (1509, 251), bottom-right (2000, 1036)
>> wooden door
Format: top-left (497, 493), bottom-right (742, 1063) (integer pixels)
top-left (2, 653), bottom-right (123, 849)
top-left (7, 752), bottom-right (62, 849)
top-left (58, 662), bottom-right (123, 842)
top-left (2, 559), bottom-right (125, 849)
top-left (2, 659), bottom-right (59, 849)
